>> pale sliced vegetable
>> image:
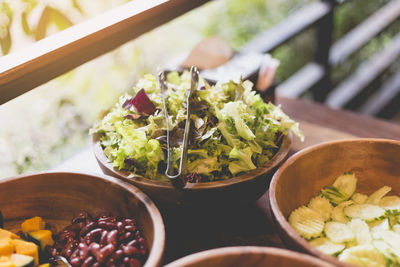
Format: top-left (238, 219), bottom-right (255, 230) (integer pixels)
top-left (289, 206), bottom-right (324, 239)
top-left (325, 221), bottom-right (355, 243)
top-left (321, 186), bottom-right (348, 205)
top-left (308, 195), bottom-right (333, 221)
top-left (393, 225), bottom-right (400, 235)
top-left (344, 204), bottom-right (386, 222)
top-left (372, 230), bottom-right (400, 253)
top-left (367, 186), bottom-right (392, 205)
top-left (309, 237), bottom-right (345, 256)
top-left (379, 196), bottom-right (400, 212)
top-left (339, 244), bottom-right (386, 267)
top-left (352, 193), bottom-right (368, 204)
top-left (333, 172), bottom-right (357, 199)
top-left (347, 218), bottom-right (371, 245)
top-left (331, 200), bottom-right (353, 223)
top-left (373, 240), bottom-right (400, 263)
top-left (369, 218), bottom-right (390, 232)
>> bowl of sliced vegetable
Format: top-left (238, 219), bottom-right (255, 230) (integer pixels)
top-left (269, 138), bottom-right (400, 267)
top-left (164, 246), bottom-right (334, 267)
top-left (0, 172), bottom-right (165, 267)
top-left (91, 70), bottom-right (303, 205)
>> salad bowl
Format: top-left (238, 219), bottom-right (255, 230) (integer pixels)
top-left (269, 138), bottom-right (400, 266)
top-left (0, 172), bottom-right (165, 267)
top-left (93, 133), bottom-right (291, 205)
top-left (164, 246), bottom-right (334, 267)
top-left (91, 71), bottom-right (300, 205)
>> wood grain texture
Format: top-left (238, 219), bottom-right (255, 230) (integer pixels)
top-left (0, 0), bottom-right (209, 105)
top-left (0, 172), bottom-right (165, 267)
top-left (276, 96), bottom-right (400, 139)
top-left (269, 138), bottom-right (400, 266)
top-left (92, 134), bottom-right (291, 205)
top-left (165, 246), bottom-right (334, 267)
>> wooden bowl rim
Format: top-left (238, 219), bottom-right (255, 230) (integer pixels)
top-left (164, 246), bottom-right (334, 267)
top-left (92, 132), bottom-right (292, 191)
top-left (0, 171), bottom-right (165, 267)
top-left (269, 138), bottom-right (400, 266)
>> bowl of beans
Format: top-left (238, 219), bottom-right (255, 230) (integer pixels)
top-left (0, 172), bottom-right (165, 267)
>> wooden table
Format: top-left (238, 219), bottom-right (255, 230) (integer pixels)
top-left (53, 96), bottom-right (400, 264)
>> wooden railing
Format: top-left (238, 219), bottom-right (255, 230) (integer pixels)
top-left (0, 0), bottom-right (399, 118)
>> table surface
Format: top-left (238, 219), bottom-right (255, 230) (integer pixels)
top-left (53, 96), bottom-right (400, 264)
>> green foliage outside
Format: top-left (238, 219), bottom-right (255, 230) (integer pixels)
top-left (0, 0), bottom-right (397, 177)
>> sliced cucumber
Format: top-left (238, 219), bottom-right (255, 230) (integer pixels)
top-left (344, 204), bottom-right (386, 222)
top-left (379, 196), bottom-right (400, 212)
top-left (367, 186), bottom-right (392, 205)
top-left (372, 230), bottom-right (400, 253)
top-left (393, 225), bottom-right (400, 235)
top-left (347, 218), bottom-right (371, 245)
top-left (308, 195), bottom-right (333, 221)
top-left (333, 172), bottom-right (357, 199)
top-left (325, 221), bottom-right (355, 243)
top-left (331, 200), bottom-right (353, 223)
top-left (338, 244), bottom-right (386, 267)
top-left (373, 240), bottom-right (400, 264)
top-left (321, 186), bottom-right (348, 205)
top-left (352, 193), bottom-right (368, 204)
top-left (369, 218), bottom-right (390, 232)
top-left (289, 206), bottom-right (324, 240)
top-left (385, 210), bottom-right (400, 228)
top-left (10, 254), bottom-right (34, 267)
top-left (309, 237), bottom-right (345, 256)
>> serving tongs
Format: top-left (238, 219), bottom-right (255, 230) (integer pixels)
top-left (159, 66), bottom-right (199, 188)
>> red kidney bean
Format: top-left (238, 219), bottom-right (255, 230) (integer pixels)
top-left (48, 247), bottom-right (59, 257)
top-left (129, 258), bottom-right (142, 267)
top-left (98, 221), bottom-right (118, 230)
top-left (123, 219), bottom-right (135, 226)
top-left (49, 212), bottom-right (148, 266)
top-left (69, 256), bottom-right (82, 266)
top-left (107, 230), bottom-right (118, 245)
top-left (81, 256), bottom-right (95, 267)
top-left (58, 230), bottom-right (76, 243)
top-left (116, 221), bottom-right (125, 234)
top-left (70, 248), bottom-right (80, 260)
top-left (120, 231), bottom-right (133, 241)
top-left (61, 240), bottom-right (78, 258)
top-left (99, 230), bottom-right (109, 247)
top-left (89, 242), bottom-right (100, 256)
top-left (80, 221), bottom-right (96, 237)
top-left (71, 222), bottom-right (86, 232)
top-left (96, 244), bottom-right (116, 264)
top-left (72, 211), bottom-right (90, 224)
top-left (85, 228), bottom-right (103, 243)
top-left (111, 249), bottom-right (124, 262)
top-left (134, 231), bottom-right (141, 240)
top-left (127, 240), bottom-right (138, 248)
top-left (124, 225), bottom-right (135, 232)
top-left (123, 245), bottom-right (139, 257)
top-left (78, 242), bottom-right (89, 260)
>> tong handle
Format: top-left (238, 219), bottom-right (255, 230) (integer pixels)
top-left (158, 67), bottom-right (199, 189)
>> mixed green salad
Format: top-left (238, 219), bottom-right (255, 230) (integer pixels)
top-left (90, 71), bottom-right (303, 182)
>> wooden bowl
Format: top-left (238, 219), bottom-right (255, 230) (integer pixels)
top-left (269, 138), bottom-right (400, 266)
top-left (93, 133), bottom-right (291, 205)
top-left (164, 246), bottom-right (334, 267)
top-left (0, 172), bottom-right (165, 267)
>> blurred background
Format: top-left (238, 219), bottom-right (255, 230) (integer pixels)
top-left (0, 0), bottom-right (399, 178)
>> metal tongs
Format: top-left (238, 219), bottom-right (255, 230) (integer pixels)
top-left (159, 66), bottom-right (199, 188)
